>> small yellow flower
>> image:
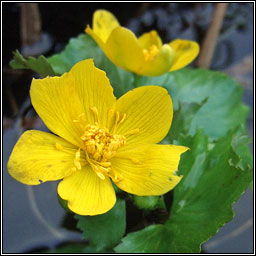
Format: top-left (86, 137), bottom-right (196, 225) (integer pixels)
top-left (7, 59), bottom-right (188, 216)
top-left (86, 9), bottom-right (199, 76)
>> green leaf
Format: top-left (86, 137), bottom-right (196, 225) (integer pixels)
top-left (167, 99), bottom-right (208, 143)
top-left (48, 34), bottom-right (134, 98)
top-left (115, 224), bottom-right (169, 253)
top-left (75, 199), bottom-right (126, 252)
top-left (115, 130), bottom-right (252, 253)
top-left (231, 126), bottom-right (253, 170)
top-left (9, 50), bottom-right (55, 77)
top-left (165, 130), bottom-right (252, 252)
top-left (144, 69), bottom-right (250, 140)
top-left (45, 243), bottom-right (96, 253)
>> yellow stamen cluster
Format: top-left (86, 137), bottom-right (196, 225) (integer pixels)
top-left (81, 124), bottom-right (126, 162)
top-left (81, 122), bottom-right (126, 182)
top-left (81, 124), bottom-right (126, 181)
top-left (57, 106), bottom-right (139, 182)
top-left (72, 107), bottom-right (130, 182)
top-left (143, 44), bottom-right (159, 61)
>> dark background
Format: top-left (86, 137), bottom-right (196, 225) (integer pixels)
top-left (2, 2), bottom-right (254, 118)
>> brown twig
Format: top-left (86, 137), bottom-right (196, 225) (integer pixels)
top-left (196, 3), bottom-right (228, 68)
top-left (20, 3), bottom-right (42, 47)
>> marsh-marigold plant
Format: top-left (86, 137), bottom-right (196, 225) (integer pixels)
top-left (7, 59), bottom-right (188, 215)
top-left (86, 10), bottom-right (199, 76)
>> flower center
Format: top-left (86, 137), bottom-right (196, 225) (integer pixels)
top-left (80, 123), bottom-right (126, 181)
top-left (143, 44), bottom-right (159, 61)
top-left (64, 106), bottom-right (139, 183)
top-left (82, 124), bottom-right (126, 162)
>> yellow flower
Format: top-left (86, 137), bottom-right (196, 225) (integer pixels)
top-left (86, 9), bottom-right (199, 76)
top-left (7, 59), bottom-right (188, 216)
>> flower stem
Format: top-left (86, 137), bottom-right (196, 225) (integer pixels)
top-left (133, 73), bottom-right (142, 87)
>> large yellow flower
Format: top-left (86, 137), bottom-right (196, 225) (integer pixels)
top-left (7, 59), bottom-right (188, 216)
top-left (86, 9), bottom-right (199, 76)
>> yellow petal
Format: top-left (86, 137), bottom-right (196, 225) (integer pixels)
top-left (30, 59), bottom-right (116, 147)
top-left (97, 27), bottom-right (174, 76)
top-left (58, 165), bottom-right (116, 215)
top-left (30, 73), bottom-right (83, 147)
top-left (69, 59), bottom-right (116, 126)
top-left (169, 39), bottom-right (200, 71)
top-left (104, 26), bottom-right (145, 73)
top-left (138, 30), bottom-right (162, 49)
top-left (86, 25), bottom-right (106, 50)
top-left (112, 144), bottom-right (189, 196)
top-left (87, 18), bottom-right (174, 76)
top-left (92, 9), bottom-right (120, 43)
top-left (115, 86), bottom-right (173, 147)
top-left (86, 11), bottom-right (195, 76)
top-left (7, 130), bottom-right (78, 185)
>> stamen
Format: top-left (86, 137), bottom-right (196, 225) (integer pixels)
top-left (107, 108), bottom-right (115, 129)
top-left (93, 151), bottom-right (101, 161)
top-left (88, 157), bottom-right (110, 168)
top-left (102, 150), bottom-right (116, 161)
top-left (119, 113), bottom-right (126, 125)
top-left (56, 143), bottom-right (87, 171)
top-left (55, 143), bottom-right (75, 154)
top-left (85, 147), bottom-right (123, 182)
top-left (96, 171), bottom-right (106, 180)
top-left (75, 150), bottom-right (81, 159)
top-left (90, 106), bottom-right (100, 125)
top-left (73, 113), bottom-right (86, 129)
top-left (108, 167), bottom-right (123, 183)
top-left (112, 111), bottom-right (120, 134)
top-left (74, 109), bottom-right (138, 183)
top-left (143, 44), bottom-right (159, 61)
top-left (99, 161), bottom-right (112, 167)
top-left (111, 112), bottom-right (126, 134)
top-left (124, 128), bottom-right (140, 136)
top-left (87, 157), bottom-right (107, 180)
